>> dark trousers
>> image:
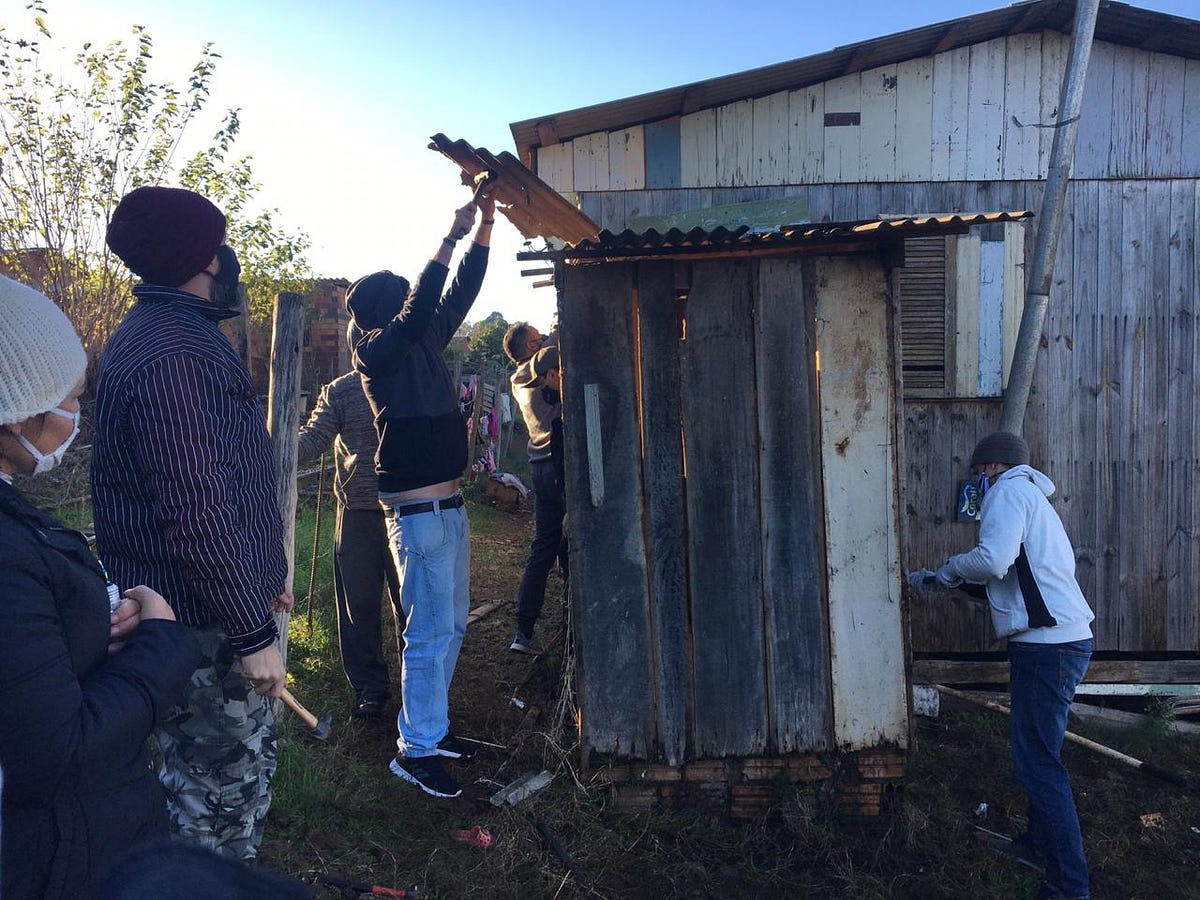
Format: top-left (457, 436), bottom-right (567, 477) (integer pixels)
top-left (515, 458), bottom-right (568, 635)
top-left (1009, 639), bottom-right (1092, 900)
top-left (334, 506), bottom-right (403, 700)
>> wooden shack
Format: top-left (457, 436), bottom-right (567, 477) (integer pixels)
top-left (515, 214), bottom-right (1025, 815)
top-left (508, 0), bottom-right (1200, 682)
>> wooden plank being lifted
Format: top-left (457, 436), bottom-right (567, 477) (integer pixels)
top-left (914, 658), bottom-right (1200, 685)
top-left (429, 134), bottom-right (600, 245)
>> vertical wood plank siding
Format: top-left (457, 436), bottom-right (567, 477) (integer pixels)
top-left (636, 261), bottom-right (690, 765)
top-left (570, 178), bottom-right (1200, 654)
top-left (644, 119), bottom-right (682, 189)
top-left (756, 259), bottom-right (831, 752)
top-left (536, 33), bottom-right (1200, 655)
top-left (682, 260), bottom-right (769, 755)
top-left (559, 264), bottom-right (654, 757)
top-left (562, 253), bottom-right (910, 761)
top-left (536, 37), bottom-right (1200, 192)
top-left (815, 256), bottom-right (909, 747)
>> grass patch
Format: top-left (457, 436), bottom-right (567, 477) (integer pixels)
top-left (25, 473), bottom-right (1200, 898)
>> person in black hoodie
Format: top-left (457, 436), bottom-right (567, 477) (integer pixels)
top-left (0, 275), bottom-right (202, 900)
top-left (347, 189), bottom-right (493, 799)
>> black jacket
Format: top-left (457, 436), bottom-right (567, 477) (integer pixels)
top-left (92, 285), bottom-right (288, 654)
top-left (0, 479), bottom-right (202, 900)
top-left (353, 246), bottom-right (488, 492)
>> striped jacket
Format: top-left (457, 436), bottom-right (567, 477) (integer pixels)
top-left (91, 286), bottom-right (287, 654)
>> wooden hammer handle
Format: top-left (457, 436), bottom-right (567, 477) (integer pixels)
top-left (280, 687), bottom-right (319, 730)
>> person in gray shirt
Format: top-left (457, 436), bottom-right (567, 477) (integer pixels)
top-left (297, 323), bottom-right (401, 719)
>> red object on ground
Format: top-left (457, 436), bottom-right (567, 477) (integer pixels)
top-left (452, 825), bottom-right (494, 849)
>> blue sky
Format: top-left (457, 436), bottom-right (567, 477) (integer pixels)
top-left (15, 0), bottom-right (1198, 328)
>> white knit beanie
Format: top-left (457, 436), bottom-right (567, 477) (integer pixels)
top-left (0, 276), bottom-right (88, 425)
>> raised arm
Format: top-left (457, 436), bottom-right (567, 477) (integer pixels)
top-left (431, 191), bottom-right (494, 347)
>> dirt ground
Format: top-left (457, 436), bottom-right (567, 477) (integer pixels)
top-left (257, 495), bottom-right (1200, 899)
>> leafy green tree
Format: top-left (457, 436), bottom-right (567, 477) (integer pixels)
top-left (465, 311), bottom-right (512, 374)
top-left (0, 2), bottom-right (310, 360)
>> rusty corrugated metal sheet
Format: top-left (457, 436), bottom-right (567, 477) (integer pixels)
top-left (519, 211), bottom-right (1032, 260)
top-left (510, 0), bottom-right (1200, 161)
top-left (428, 134), bottom-right (599, 245)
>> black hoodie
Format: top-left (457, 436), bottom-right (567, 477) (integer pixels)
top-left (349, 244), bottom-right (488, 492)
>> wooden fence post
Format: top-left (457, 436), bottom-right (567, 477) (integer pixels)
top-left (267, 291), bottom-right (304, 668)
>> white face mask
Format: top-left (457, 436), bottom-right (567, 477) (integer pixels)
top-left (18, 407), bottom-right (80, 475)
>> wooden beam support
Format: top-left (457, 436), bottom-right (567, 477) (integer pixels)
top-left (536, 119), bottom-right (560, 148)
top-left (680, 87), bottom-right (704, 116)
top-left (1010, 4), bottom-right (1043, 35)
top-left (841, 47), bottom-right (872, 75)
top-left (914, 658), bottom-right (1200, 685)
top-left (932, 25), bottom-right (968, 55)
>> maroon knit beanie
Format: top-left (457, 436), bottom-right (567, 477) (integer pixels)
top-left (106, 186), bottom-right (227, 287)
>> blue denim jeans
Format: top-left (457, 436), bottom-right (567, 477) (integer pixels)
top-left (385, 497), bottom-right (470, 758)
top-left (1009, 639), bottom-right (1092, 900)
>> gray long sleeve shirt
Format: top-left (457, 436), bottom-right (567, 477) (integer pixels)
top-left (296, 371), bottom-right (382, 511)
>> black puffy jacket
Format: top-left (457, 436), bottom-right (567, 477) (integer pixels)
top-left (0, 479), bottom-right (202, 899)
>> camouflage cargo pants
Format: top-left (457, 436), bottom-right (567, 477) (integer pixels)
top-left (155, 627), bottom-right (277, 862)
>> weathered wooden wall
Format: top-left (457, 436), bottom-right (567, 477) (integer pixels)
top-left (814, 256), bottom-right (909, 747)
top-left (537, 36), bottom-right (1200, 193)
top-left (559, 253), bottom-right (908, 763)
top-left (570, 177), bottom-right (1199, 654)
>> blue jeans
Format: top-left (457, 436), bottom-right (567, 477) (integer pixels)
top-left (385, 497), bottom-right (470, 758)
top-left (1009, 639), bottom-right (1092, 900)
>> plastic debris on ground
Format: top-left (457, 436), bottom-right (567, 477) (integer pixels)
top-left (490, 770), bottom-right (554, 807)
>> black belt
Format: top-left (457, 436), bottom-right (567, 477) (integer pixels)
top-left (386, 493), bottom-right (465, 518)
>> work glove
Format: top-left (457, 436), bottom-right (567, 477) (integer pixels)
top-left (907, 569), bottom-right (938, 593)
top-left (935, 563), bottom-right (963, 589)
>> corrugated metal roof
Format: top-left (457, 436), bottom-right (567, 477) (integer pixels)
top-left (510, 0), bottom-right (1200, 162)
top-left (518, 212), bottom-right (1033, 261)
top-left (428, 134), bottom-right (600, 245)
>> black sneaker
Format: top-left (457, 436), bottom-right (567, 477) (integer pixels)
top-left (435, 733), bottom-right (477, 760)
top-left (510, 631), bottom-right (544, 655)
top-left (352, 696), bottom-right (385, 720)
top-left (388, 754), bottom-right (461, 798)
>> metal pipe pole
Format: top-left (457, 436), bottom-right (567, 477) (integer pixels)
top-left (1000, 0), bottom-right (1100, 434)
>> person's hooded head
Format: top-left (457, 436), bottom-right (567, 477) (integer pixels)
top-left (0, 276), bottom-right (88, 477)
top-left (106, 186), bottom-right (227, 288)
top-left (345, 271), bottom-right (410, 331)
top-left (969, 431), bottom-right (1030, 471)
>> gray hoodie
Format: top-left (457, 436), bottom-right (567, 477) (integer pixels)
top-left (510, 346), bottom-right (561, 462)
top-left (946, 465), bottom-right (1094, 644)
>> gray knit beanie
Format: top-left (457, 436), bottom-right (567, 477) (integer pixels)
top-left (970, 431), bottom-right (1030, 468)
top-left (0, 276), bottom-right (88, 424)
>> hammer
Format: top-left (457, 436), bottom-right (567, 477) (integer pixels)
top-left (450, 170), bottom-right (498, 240)
top-left (280, 687), bottom-right (332, 741)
